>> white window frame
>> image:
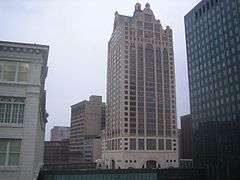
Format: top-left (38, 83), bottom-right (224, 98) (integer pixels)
top-left (0, 61), bottom-right (29, 82)
top-left (0, 139), bottom-right (21, 167)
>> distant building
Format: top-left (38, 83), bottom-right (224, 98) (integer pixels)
top-left (69, 95), bottom-right (106, 162)
top-left (44, 140), bottom-right (69, 164)
top-left (185, 0), bottom-right (240, 179)
top-left (0, 41), bottom-right (49, 180)
top-left (103, 3), bottom-right (178, 169)
top-left (50, 126), bottom-right (70, 141)
top-left (180, 114), bottom-right (192, 160)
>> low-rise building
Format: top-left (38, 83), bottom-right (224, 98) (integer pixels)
top-left (0, 41), bottom-right (49, 180)
top-left (44, 140), bottom-right (69, 165)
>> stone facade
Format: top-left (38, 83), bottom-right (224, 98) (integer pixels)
top-left (91, 138), bottom-right (102, 162)
top-left (103, 3), bottom-right (178, 169)
top-left (0, 41), bottom-right (49, 180)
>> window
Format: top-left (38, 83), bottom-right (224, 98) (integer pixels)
top-left (166, 139), bottom-right (172, 150)
top-left (130, 138), bottom-right (136, 150)
top-left (18, 63), bottom-right (29, 82)
top-left (0, 96), bottom-right (25, 124)
top-left (147, 139), bottom-right (156, 150)
top-left (3, 62), bottom-right (17, 81)
top-left (158, 139), bottom-right (164, 150)
top-left (138, 139), bottom-right (144, 150)
top-left (0, 139), bottom-right (21, 166)
top-left (0, 61), bottom-right (29, 82)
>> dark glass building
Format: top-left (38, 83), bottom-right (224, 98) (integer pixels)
top-left (185, 0), bottom-right (240, 179)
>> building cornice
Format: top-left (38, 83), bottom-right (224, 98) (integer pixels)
top-left (0, 40), bottom-right (49, 55)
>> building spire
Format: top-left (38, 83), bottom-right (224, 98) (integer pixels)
top-left (135, 2), bottom-right (141, 11)
top-left (145, 2), bottom-right (150, 9)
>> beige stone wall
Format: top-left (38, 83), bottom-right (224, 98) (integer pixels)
top-left (103, 3), bottom-right (178, 169)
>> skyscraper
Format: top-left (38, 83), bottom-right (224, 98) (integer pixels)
top-left (185, 0), bottom-right (240, 179)
top-left (69, 95), bottom-right (105, 162)
top-left (103, 3), bottom-right (178, 169)
top-left (0, 41), bottom-right (49, 180)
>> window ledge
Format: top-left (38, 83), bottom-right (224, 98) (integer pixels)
top-left (0, 81), bottom-right (40, 87)
top-left (0, 123), bottom-right (23, 128)
top-left (0, 166), bottom-right (20, 172)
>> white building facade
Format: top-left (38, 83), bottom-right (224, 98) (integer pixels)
top-left (0, 41), bottom-right (49, 180)
top-left (103, 3), bottom-right (178, 169)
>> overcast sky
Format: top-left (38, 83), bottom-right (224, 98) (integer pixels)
top-left (0, 0), bottom-right (199, 140)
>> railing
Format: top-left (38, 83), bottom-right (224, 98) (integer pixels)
top-left (38, 168), bottom-right (206, 180)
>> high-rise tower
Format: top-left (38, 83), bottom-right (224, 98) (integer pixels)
top-left (103, 3), bottom-right (178, 169)
top-left (185, 0), bottom-right (240, 179)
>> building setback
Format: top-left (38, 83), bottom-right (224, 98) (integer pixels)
top-left (185, 0), bottom-right (240, 179)
top-left (50, 126), bottom-right (70, 141)
top-left (103, 3), bottom-right (178, 169)
top-left (69, 95), bottom-right (105, 162)
top-left (0, 41), bottom-right (49, 180)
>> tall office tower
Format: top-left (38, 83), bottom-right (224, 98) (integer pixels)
top-left (103, 3), bottom-right (178, 169)
top-left (70, 95), bottom-right (105, 162)
top-left (185, 0), bottom-right (240, 179)
top-left (50, 126), bottom-right (70, 141)
top-left (0, 41), bottom-right (49, 180)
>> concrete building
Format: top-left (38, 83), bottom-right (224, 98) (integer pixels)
top-left (185, 0), bottom-right (240, 179)
top-left (69, 95), bottom-right (106, 162)
top-left (50, 126), bottom-right (70, 141)
top-left (103, 3), bottom-right (178, 169)
top-left (0, 41), bottom-right (49, 180)
top-left (180, 114), bottom-right (192, 160)
top-left (44, 140), bottom-right (69, 165)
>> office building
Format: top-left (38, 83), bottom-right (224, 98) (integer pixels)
top-left (185, 0), bottom-right (240, 179)
top-left (50, 126), bottom-right (70, 141)
top-left (44, 140), bottom-right (69, 165)
top-left (103, 3), bottom-right (178, 169)
top-left (0, 41), bottom-right (49, 180)
top-left (70, 95), bottom-right (105, 162)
